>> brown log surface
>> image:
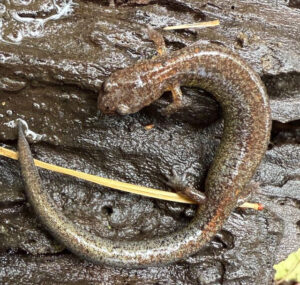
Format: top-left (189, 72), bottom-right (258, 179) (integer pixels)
top-left (0, 0), bottom-right (299, 284)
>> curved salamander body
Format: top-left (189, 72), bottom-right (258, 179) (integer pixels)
top-left (19, 41), bottom-right (271, 268)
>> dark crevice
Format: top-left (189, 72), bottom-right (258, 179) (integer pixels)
top-left (17, 12), bottom-right (38, 19)
top-left (206, 3), bottom-right (222, 10)
top-left (289, 0), bottom-right (300, 8)
top-left (0, 64), bottom-right (102, 96)
top-left (262, 72), bottom-right (300, 98)
top-left (159, 0), bottom-right (206, 17)
top-left (271, 120), bottom-right (300, 146)
top-left (0, 140), bottom-right (18, 148)
top-left (102, 205), bottom-right (114, 215)
top-left (5, 248), bottom-right (29, 256)
top-left (219, 261), bottom-right (227, 284)
top-left (0, 201), bottom-right (25, 210)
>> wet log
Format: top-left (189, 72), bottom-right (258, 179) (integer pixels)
top-left (0, 0), bottom-right (299, 284)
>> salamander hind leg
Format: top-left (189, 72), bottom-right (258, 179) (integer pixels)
top-left (164, 169), bottom-right (206, 204)
top-left (237, 181), bottom-right (260, 206)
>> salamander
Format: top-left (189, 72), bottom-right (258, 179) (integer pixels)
top-left (18, 29), bottom-right (271, 268)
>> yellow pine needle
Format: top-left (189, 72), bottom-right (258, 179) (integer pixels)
top-left (163, 19), bottom-right (220, 31)
top-left (0, 146), bottom-right (262, 209)
top-left (0, 146), bottom-right (193, 204)
top-left (239, 202), bottom-right (264, 211)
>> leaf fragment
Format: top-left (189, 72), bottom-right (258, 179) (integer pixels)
top-left (274, 248), bottom-right (300, 283)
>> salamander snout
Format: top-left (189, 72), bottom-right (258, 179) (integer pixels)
top-left (98, 80), bottom-right (133, 115)
top-left (98, 92), bottom-right (116, 115)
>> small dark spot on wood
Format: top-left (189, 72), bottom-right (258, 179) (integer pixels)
top-left (102, 206), bottom-right (113, 215)
top-left (289, 0), bottom-right (300, 8)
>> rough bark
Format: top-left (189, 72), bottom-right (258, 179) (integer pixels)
top-left (0, 0), bottom-right (299, 284)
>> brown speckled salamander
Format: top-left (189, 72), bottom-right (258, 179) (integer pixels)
top-left (18, 29), bottom-right (271, 268)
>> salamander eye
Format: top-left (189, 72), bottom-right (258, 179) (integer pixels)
top-left (117, 104), bottom-right (130, 115)
top-left (103, 81), bottom-right (111, 92)
top-left (103, 80), bottom-right (118, 92)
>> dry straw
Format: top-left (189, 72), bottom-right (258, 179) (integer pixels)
top-left (0, 146), bottom-right (262, 210)
top-left (163, 20), bottom-right (220, 30)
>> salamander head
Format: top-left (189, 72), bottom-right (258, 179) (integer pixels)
top-left (98, 65), bottom-right (158, 115)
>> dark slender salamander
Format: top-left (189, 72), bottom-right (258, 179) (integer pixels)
top-left (18, 29), bottom-right (271, 267)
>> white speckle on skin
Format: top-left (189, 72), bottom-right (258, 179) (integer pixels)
top-left (117, 104), bottom-right (130, 115)
top-left (198, 67), bottom-right (207, 77)
top-left (105, 81), bottom-right (119, 89)
top-left (135, 75), bottom-right (145, 88)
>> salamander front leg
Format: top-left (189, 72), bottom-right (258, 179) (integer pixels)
top-left (147, 26), bottom-right (167, 56)
top-left (147, 26), bottom-right (184, 116)
top-left (165, 169), bottom-right (206, 204)
top-left (161, 84), bottom-right (183, 116)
